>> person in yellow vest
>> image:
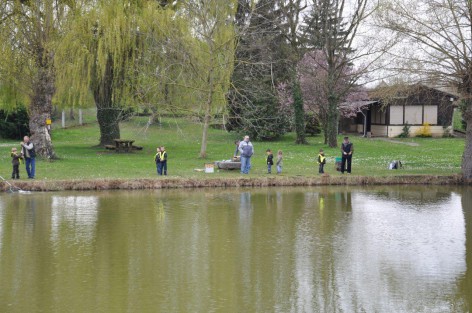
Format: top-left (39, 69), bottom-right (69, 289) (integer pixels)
top-left (157, 146), bottom-right (167, 176)
top-left (317, 149), bottom-right (326, 174)
top-left (154, 147), bottom-right (161, 175)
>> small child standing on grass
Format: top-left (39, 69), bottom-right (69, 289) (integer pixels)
top-left (276, 150), bottom-right (283, 174)
top-left (11, 147), bottom-right (23, 179)
top-left (158, 146), bottom-right (168, 176)
top-left (317, 149), bottom-right (326, 174)
top-left (266, 149), bottom-right (274, 174)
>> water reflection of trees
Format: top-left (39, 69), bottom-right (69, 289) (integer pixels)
top-left (335, 189), bottom-right (466, 312)
top-left (458, 188), bottom-right (472, 311)
top-left (0, 187), bottom-right (471, 312)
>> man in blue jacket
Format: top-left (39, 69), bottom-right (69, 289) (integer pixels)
top-left (238, 136), bottom-right (254, 174)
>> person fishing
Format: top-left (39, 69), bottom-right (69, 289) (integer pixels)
top-left (20, 136), bottom-right (36, 179)
top-left (340, 136), bottom-right (354, 174)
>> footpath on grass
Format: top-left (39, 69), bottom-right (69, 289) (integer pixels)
top-left (0, 174), bottom-right (465, 192)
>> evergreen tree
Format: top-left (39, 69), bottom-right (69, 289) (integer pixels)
top-left (302, 0), bottom-right (366, 147)
top-left (228, 0), bottom-right (291, 140)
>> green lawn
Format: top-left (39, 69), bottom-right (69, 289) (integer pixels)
top-left (453, 109), bottom-right (466, 132)
top-left (0, 116), bottom-right (465, 180)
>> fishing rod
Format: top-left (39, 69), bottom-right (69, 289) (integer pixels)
top-left (0, 175), bottom-right (31, 193)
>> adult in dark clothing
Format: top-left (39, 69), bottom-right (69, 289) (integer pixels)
top-left (341, 136), bottom-right (354, 174)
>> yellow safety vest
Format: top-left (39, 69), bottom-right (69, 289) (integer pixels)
top-left (318, 154), bottom-right (326, 164)
top-left (158, 151), bottom-right (167, 162)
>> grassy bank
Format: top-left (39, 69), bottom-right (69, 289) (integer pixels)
top-left (0, 115), bottom-right (466, 190)
top-left (1, 175), bottom-right (464, 192)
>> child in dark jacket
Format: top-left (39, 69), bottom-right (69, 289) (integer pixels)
top-left (11, 147), bottom-right (23, 179)
top-left (266, 149), bottom-right (274, 174)
top-left (317, 149), bottom-right (326, 174)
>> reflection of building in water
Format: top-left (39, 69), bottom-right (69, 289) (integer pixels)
top-left (369, 186), bottom-right (451, 205)
top-left (333, 192), bottom-right (466, 312)
top-left (51, 196), bottom-right (98, 243)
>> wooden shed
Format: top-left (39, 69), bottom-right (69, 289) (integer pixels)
top-left (351, 84), bottom-right (458, 137)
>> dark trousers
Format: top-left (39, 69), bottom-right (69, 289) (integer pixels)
top-left (341, 156), bottom-right (352, 173)
top-left (319, 163), bottom-right (324, 174)
top-left (158, 161), bottom-right (167, 175)
top-left (12, 164), bottom-right (19, 179)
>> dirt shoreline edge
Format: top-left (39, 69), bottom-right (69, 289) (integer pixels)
top-left (1, 175), bottom-right (467, 192)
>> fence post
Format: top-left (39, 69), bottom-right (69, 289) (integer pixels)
top-left (79, 109), bottom-right (83, 125)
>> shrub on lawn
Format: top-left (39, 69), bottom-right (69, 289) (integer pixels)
top-left (0, 107), bottom-right (30, 139)
top-left (416, 123), bottom-right (432, 137)
top-left (397, 124), bottom-right (410, 138)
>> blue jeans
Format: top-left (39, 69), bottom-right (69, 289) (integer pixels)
top-left (25, 157), bottom-right (36, 178)
top-left (158, 161), bottom-right (167, 175)
top-left (240, 156), bottom-right (251, 174)
top-left (277, 165), bottom-right (282, 174)
top-left (267, 164), bottom-right (272, 173)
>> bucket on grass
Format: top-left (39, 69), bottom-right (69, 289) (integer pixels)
top-left (205, 163), bottom-right (215, 173)
top-left (335, 157), bottom-right (342, 171)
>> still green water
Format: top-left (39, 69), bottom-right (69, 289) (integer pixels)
top-left (0, 186), bottom-right (471, 313)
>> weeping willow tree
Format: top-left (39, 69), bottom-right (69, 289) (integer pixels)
top-left (137, 0), bottom-right (238, 158)
top-left (55, 0), bottom-right (174, 146)
top-left (181, 0), bottom-right (238, 158)
top-left (0, 0), bottom-right (72, 158)
top-left (134, 4), bottom-right (195, 128)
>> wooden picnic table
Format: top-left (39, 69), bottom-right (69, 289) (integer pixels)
top-left (113, 139), bottom-right (135, 153)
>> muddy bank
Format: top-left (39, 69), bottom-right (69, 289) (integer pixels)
top-left (0, 175), bottom-right (466, 192)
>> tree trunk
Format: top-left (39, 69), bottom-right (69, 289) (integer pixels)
top-left (462, 102), bottom-right (472, 181)
top-left (96, 107), bottom-right (121, 145)
top-left (292, 77), bottom-right (307, 144)
top-left (93, 55), bottom-right (121, 146)
top-left (147, 106), bottom-right (159, 126)
top-left (69, 107), bottom-right (75, 120)
top-left (327, 94), bottom-right (339, 148)
top-left (200, 111), bottom-right (211, 158)
top-left (200, 64), bottom-right (214, 158)
top-left (29, 64), bottom-right (56, 159)
top-left (321, 110), bottom-right (328, 144)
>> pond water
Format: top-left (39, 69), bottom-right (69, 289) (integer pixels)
top-left (0, 186), bottom-right (471, 313)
